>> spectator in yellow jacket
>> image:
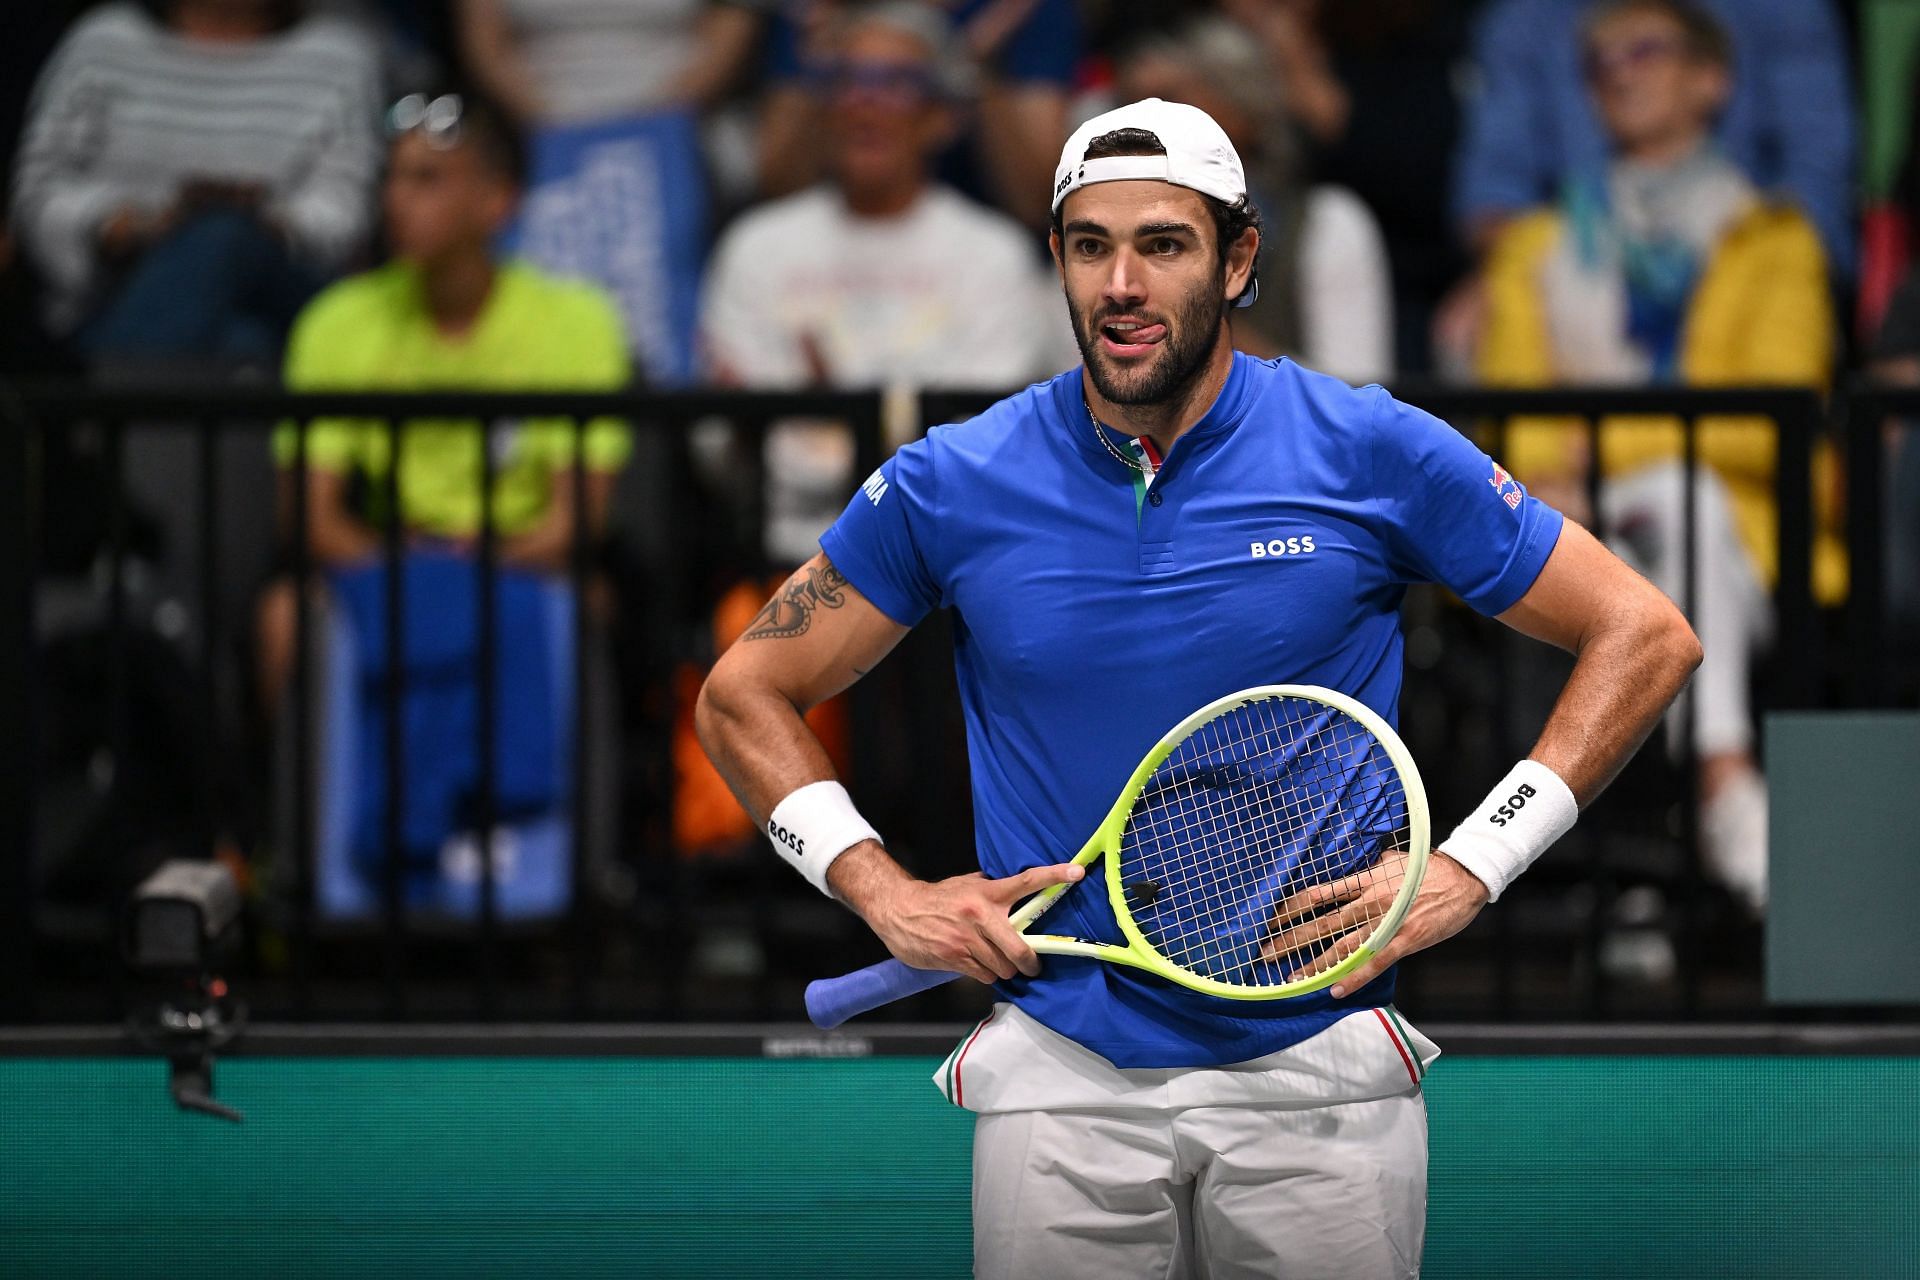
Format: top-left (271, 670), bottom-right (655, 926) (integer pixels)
top-left (1475, 0), bottom-right (1834, 917)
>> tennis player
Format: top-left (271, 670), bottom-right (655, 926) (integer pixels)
top-left (699, 98), bottom-right (1701, 1278)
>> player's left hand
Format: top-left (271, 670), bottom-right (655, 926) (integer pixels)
top-left (1325, 851), bottom-right (1490, 998)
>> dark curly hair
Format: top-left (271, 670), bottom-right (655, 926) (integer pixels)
top-left (1049, 126), bottom-right (1263, 307)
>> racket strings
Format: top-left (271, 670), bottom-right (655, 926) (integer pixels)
top-left (1117, 695), bottom-right (1411, 988)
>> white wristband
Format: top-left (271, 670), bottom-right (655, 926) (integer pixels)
top-left (765, 780), bottom-right (882, 897)
top-left (1439, 760), bottom-right (1579, 902)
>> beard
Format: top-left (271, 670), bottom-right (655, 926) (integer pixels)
top-left (1069, 271), bottom-right (1226, 407)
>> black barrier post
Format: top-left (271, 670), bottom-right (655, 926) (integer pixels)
top-left (477, 416), bottom-right (499, 1016)
top-left (290, 419), bottom-right (314, 1013)
top-left (197, 420), bottom-right (220, 863)
top-left (384, 418), bottom-right (408, 1015)
top-left (104, 416), bottom-right (130, 1019)
top-left (1678, 416), bottom-right (1701, 1018)
top-left (1846, 387), bottom-right (1888, 708)
top-left (568, 415), bottom-right (590, 1015)
top-left (104, 416), bottom-right (128, 845)
top-left (0, 393), bottom-right (34, 1018)
top-left (743, 406), bottom-right (770, 582)
top-left (1776, 397), bottom-right (1818, 708)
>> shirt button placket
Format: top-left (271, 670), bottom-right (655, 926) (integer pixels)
top-left (1138, 481), bottom-right (1175, 575)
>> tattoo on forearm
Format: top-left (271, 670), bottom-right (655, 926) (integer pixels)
top-left (743, 562), bottom-right (849, 640)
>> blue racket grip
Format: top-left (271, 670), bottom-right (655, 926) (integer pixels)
top-left (805, 959), bottom-right (961, 1029)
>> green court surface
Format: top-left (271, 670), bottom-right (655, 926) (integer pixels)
top-left (2, 1053), bottom-right (1916, 1278)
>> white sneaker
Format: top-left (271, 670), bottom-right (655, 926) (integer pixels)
top-left (1600, 928), bottom-right (1679, 986)
top-left (1600, 885), bottom-right (1677, 985)
top-left (1701, 766), bottom-right (1768, 917)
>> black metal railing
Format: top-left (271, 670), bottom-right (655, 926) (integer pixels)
top-left (0, 386), bottom-right (887, 1023)
top-left (1839, 380), bottom-right (1920, 708)
top-left (0, 381), bottom-right (1910, 1027)
top-left (1406, 387), bottom-right (1819, 1019)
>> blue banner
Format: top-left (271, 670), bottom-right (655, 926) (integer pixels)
top-left (505, 110), bottom-right (706, 386)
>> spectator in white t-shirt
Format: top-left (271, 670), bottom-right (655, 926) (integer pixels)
top-left (700, 1), bottom-right (1065, 561)
top-left (702, 3), bottom-right (1060, 390)
top-left (1116, 17), bottom-right (1394, 385)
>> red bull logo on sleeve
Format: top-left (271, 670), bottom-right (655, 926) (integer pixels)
top-left (1489, 462), bottom-right (1524, 511)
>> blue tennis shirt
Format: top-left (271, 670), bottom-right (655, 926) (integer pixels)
top-left (821, 353), bottom-right (1564, 1068)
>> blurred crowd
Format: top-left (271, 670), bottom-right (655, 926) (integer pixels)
top-left (7, 0), bottom-right (1912, 391)
top-left (5, 0), bottom-right (1919, 944)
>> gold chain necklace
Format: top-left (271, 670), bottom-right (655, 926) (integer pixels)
top-left (1084, 397), bottom-right (1154, 475)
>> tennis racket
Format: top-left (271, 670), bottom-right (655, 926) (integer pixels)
top-left (805, 683), bottom-right (1430, 1029)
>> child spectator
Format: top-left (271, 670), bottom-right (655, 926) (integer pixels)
top-left (258, 92), bottom-right (629, 707)
top-left (1476, 0), bottom-right (1836, 916)
top-left (1454, 0), bottom-right (1854, 275)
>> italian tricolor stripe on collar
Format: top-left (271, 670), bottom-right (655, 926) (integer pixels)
top-left (1128, 436), bottom-right (1162, 520)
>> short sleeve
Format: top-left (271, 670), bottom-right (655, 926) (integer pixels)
top-left (558, 290), bottom-right (633, 471)
top-left (275, 292), bottom-right (368, 472)
top-left (817, 438), bottom-right (943, 628)
top-left (1368, 388), bottom-right (1564, 616)
top-left (516, 286), bottom-right (634, 472)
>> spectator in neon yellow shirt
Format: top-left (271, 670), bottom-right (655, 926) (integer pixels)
top-left (258, 92), bottom-right (630, 709)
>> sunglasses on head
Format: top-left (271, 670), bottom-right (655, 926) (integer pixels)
top-left (387, 93), bottom-right (464, 148)
top-left (816, 62), bottom-right (942, 100)
top-left (1581, 35), bottom-right (1688, 82)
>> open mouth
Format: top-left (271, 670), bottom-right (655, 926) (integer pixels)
top-left (1099, 319), bottom-right (1167, 358)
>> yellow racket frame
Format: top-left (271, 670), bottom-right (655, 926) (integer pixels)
top-left (1006, 683), bottom-right (1431, 1000)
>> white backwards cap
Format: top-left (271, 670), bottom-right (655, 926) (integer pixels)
top-left (1051, 98), bottom-right (1257, 307)
top-left (1052, 98), bottom-right (1247, 212)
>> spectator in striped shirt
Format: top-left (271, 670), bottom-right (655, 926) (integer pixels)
top-left (11, 0), bottom-right (381, 370)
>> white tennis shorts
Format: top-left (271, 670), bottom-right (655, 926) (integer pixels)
top-left (938, 1003), bottom-right (1439, 1280)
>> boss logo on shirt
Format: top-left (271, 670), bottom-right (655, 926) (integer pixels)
top-left (1249, 534), bottom-right (1318, 558)
top-left (1488, 782), bottom-right (1537, 827)
top-left (767, 820), bottom-right (805, 856)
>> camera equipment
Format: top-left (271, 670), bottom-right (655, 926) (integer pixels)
top-left (123, 860), bottom-right (247, 1123)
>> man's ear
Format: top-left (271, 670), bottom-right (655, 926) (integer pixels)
top-left (483, 180), bottom-right (522, 237)
top-left (1696, 63), bottom-right (1733, 120)
top-left (1226, 226), bottom-right (1259, 303)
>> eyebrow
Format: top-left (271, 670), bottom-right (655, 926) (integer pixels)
top-left (1061, 219), bottom-right (1202, 239)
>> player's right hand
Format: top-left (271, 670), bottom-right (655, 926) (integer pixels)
top-left (864, 863), bottom-right (1084, 985)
